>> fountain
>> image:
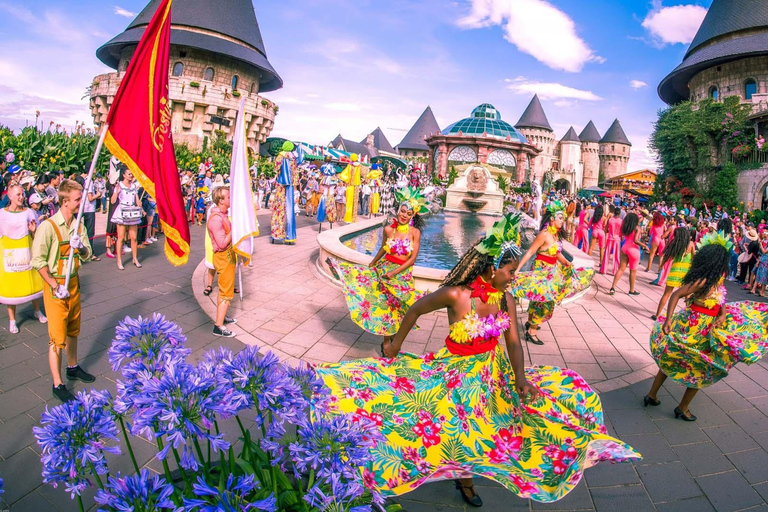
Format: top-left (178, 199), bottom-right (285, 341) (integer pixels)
top-left (445, 164), bottom-right (505, 215)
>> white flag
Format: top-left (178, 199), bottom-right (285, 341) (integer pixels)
top-left (230, 97), bottom-right (259, 264)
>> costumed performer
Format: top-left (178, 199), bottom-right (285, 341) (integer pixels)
top-left (645, 211), bottom-right (667, 273)
top-left (600, 207), bottom-right (623, 275)
top-left (572, 201), bottom-right (590, 252)
top-left (317, 156), bottom-right (338, 227)
top-left (270, 141), bottom-right (297, 243)
top-left (328, 187), bottom-right (428, 346)
top-left (586, 205), bottom-right (606, 265)
top-left (651, 227), bottom-right (695, 320)
top-left (340, 153), bottom-right (362, 223)
top-left (368, 164), bottom-right (383, 216)
top-left (644, 232), bottom-right (768, 421)
top-left (315, 213), bottom-right (640, 507)
top-left (0, 183), bottom-right (47, 334)
top-left (530, 180), bottom-right (542, 222)
top-left (511, 201), bottom-right (594, 346)
top-left (609, 213), bottom-right (649, 296)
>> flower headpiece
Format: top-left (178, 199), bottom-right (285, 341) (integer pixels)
top-left (394, 187), bottom-right (429, 214)
top-left (697, 230), bottom-right (733, 251)
top-left (547, 200), bottom-right (567, 215)
top-left (475, 213), bottom-right (523, 268)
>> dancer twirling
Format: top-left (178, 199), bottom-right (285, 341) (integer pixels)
top-left (644, 232), bottom-right (768, 421)
top-left (512, 202), bottom-right (594, 345)
top-left (651, 227), bottom-right (695, 320)
top-left (609, 213), bottom-right (648, 295)
top-left (328, 187), bottom-right (428, 346)
top-left (315, 213), bottom-right (640, 506)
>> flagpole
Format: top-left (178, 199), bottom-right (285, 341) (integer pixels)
top-left (237, 260), bottom-right (243, 302)
top-left (64, 123), bottom-right (109, 290)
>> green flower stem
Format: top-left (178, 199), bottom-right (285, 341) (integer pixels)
top-left (87, 460), bottom-right (105, 490)
top-left (193, 438), bottom-right (207, 472)
top-left (118, 416), bottom-right (140, 474)
top-left (155, 438), bottom-right (176, 494)
top-left (77, 495), bottom-right (85, 512)
top-left (171, 447), bottom-right (193, 491)
top-left (235, 415), bottom-right (247, 438)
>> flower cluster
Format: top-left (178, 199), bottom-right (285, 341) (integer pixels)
top-left (33, 389), bottom-right (120, 497)
top-left (185, 474), bottom-right (276, 512)
top-left (449, 311), bottom-right (511, 344)
top-left (108, 313), bottom-right (189, 379)
top-left (386, 237), bottom-right (412, 256)
top-left (94, 469), bottom-right (176, 511)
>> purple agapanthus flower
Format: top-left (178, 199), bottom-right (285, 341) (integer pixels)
top-left (109, 314), bottom-right (190, 380)
top-left (288, 363), bottom-right (331, 411)
top-left (33, 389), bottom-right (121, 497)
top-left (289, 414), bottom-right (383, 483)
top-left (304, 472), bottom-right (374, 512)
top-left (129, 358), bottom-right (230, 467)
top-left (184, 474), bottom-right (276, 512)
top-left (0, 475), bottom-right (4, 496)
top-left (94, 469), bottom-right (176, 511)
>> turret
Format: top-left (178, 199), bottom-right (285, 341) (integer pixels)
top-left (579, 121), bottom-right (601, 188)
top-left (598, 119), bottom-right (631, 180)
top-left (514, 95), bottom-right (555, 183)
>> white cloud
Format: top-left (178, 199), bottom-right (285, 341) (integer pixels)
top-left (505, 77), bottom-right (603, 101)
top-left (627, 133), bottom-right (659, 172)
top-left (113, 6), bottom-right (136, 18)
top-left (641, 4), bottom-right (707, 46)
top-left (457, 0), bottom-right (603, 72)
top-left (630, 79), bottom-right (648, 89)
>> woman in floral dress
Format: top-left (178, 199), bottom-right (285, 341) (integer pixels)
top-left (651, 227), bottom-right (695, 320)
top-left (315, 214), bottom-right (640, 507)
top-left (511, 202), bottom-right (594, 345)
top-left (329, 187), bottom-right (428, 347)
top-left (645, 232), bottom-right (768, 421)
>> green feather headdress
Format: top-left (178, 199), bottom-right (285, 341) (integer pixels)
top-left (697, 230), bottom-right (734, 251)
top-left (475, 213), bottom-right (523, 268)
top-left (547, 200), bottom-right (567, 215)
top-left (394, 187), bottom-right (430, 214)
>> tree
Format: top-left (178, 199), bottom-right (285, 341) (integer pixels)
top-left (709, 162), bottom-right (739, 210)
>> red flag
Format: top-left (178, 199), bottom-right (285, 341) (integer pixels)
top-left (104, 0), bottom-right (190, 266)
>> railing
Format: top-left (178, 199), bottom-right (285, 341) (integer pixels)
top-left (730, 148), bottom-right (768, 165)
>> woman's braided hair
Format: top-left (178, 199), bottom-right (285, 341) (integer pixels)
top-left (441, 239), bottom-right (515, 313)
top-left (682, 244), bottom-right (729, 298)
top-left (662, 227), bottom-right (691, 262)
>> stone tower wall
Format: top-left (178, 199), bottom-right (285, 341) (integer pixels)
top-left (688, 55), bottom-right (768, 104)
top-left (599, 143), bottom-right (630, 180)
top-left (517, 127), bottom-right (555, 183)
top-left (581, 142), bottom-right (600, 188)
top-left (89, 45), bottom-right (278, 152)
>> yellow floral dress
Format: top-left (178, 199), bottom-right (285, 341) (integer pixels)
top-left (329, 227), bottom-right (422, 336)
top-left (510, 241), bottom-right (594, 327)
top-left (314, 294), bottom-right (640, 503)
top-left (651, 280), bottom-right (768, 388)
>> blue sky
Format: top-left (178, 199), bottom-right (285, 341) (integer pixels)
top-left (0, 0), bottom-right (712, 171)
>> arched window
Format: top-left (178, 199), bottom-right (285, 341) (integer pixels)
top-left (447, 145), bottom-right (477, 163)
top-left (487, 149), bottom-right (516, 169)
top-left (203, 67), bottom-right (214, 81)
top-left (172, 62), bottom-right (184, 77)
top-left (249, 82), bottom-right (256, 95)
top-left (122, 60), bottom-right (130, 72)
top-left (709, 86), bottom-right (719, 100)
top-left (745, 79), bottom-right (757, 100)
top-left (231, 75), bottom-right (239, 91)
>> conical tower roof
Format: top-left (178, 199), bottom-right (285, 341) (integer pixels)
top-left (398, 106), bottom-right (440, 151)
top-left (560, 127), bottom-right (580, 143)
top-left (658, 0), bottom-right (768, 104)
top-left (578, 121), bottom-right (601, 142)
top-left (515, 95), bottom-right (552, 131)
top-left (96, 0), bottom-right (282, 92)
top-left (599, 119), bottom-right (631, 146)
top-left (361, 127), bottom-right (396, 154)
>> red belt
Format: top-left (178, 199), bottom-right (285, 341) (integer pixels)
top-left (385, 254), bottom-right (408, 265)
top-left (445, 336), bottom-right (499, 356)
top-left (691, 304), bottom-right (721, 316)
top-left (535, 253), bottom-right (557, 265)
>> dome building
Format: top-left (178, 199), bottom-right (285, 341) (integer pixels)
top-left (658, 0), bottom-right (768, 208)
top-left (90, 0), bottom-right (282, 152)
top-left (426, 103), bottom-right (539, 182)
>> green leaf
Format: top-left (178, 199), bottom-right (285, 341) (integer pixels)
top-left (235, 457), bottom-right (256, 475)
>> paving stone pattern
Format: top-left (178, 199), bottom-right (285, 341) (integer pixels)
top-left (1, 212), bottom-right (767, 511)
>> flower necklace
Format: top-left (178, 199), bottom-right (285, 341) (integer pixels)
top-left (468, 275), bottom-right (503, 306)
top-left (391, 220), bottom-right (410, 234)
top-left (547, 223), bottom-right (559, 236)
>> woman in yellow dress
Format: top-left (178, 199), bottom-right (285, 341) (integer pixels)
top-left (511, 201), bottom-right (594, 345)
top-left (651, 226), bottom-right (695, 320)
top-left (645, 233), bottom-right (768, 421)
top-left (315, 214), bottom-right (640, 507)
top-left (0, 184), bottom-right (47, 333)
top-left (329, 187), bottom-right (427, 347)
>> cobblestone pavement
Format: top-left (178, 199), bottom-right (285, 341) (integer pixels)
top-left (1, 212), bottom-right (767, 511)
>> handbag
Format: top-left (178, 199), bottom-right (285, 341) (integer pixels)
top-left (121, 205), bottom-right (142, 220)
top-left (738, 251), bottom-right (751, 264)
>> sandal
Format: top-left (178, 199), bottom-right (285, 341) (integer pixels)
top-left (454, 480), bottom-right (483, 507)
top-left (90, 256), bottom-right (101, 262)
top-left (525, 330), bottom-right (544, 346)
top-left (203, 285), bottom-right (213, 296)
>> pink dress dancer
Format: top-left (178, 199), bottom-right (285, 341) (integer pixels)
top-left (649, 223), bottom-right (666, 257)
top-left (591, 217), bottom-right (606, 252)
top-left (601, 216), bottom-right (623, 274)
top-left (621, 229), bottom-right (641, 271)
top-left (573, 209), bottom-right (589, 251)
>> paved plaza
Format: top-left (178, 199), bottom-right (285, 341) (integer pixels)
top-left (1, 214), bottom-right (768, 511)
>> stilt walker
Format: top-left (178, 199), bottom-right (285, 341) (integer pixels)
top-left (340, 153), bottom-right (361, 223)
top-left (270, 141), bottom-right (297, 244)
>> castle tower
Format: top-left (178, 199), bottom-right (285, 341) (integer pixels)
top-left (514, 94), bottom-right (555, 183)
top-left (397, 106), bottom-right (441, 160)
top-left (559, 127), bottom-right (582, 191)
top-left (579, 120), bottom-right (601, 188)
top-left (599, 119), bottom-right (632, 180)
top-left (90, 0), bottom-right (283, 151)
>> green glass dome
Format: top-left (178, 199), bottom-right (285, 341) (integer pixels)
top-left (441, 104), bottom-right (528, 143)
